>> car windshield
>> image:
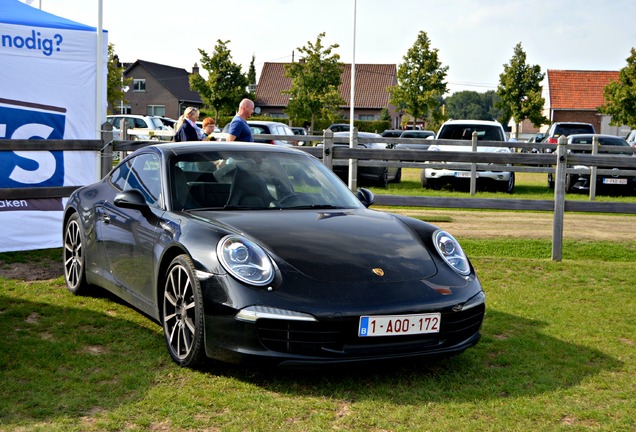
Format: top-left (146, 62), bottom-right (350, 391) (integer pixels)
top-left (170, 150), bottom-right (363, 211)
top-left (149, 117), bottom-right (165, 130)
top-left (438, 124), bottom-right (504, 141)
top-left (554, 125), bottom-right (594, 136)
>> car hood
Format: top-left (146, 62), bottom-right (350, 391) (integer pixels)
top-left (194, 209), bottom-right (438, 284)
top-left (429, 144), bottom-right (508, 153)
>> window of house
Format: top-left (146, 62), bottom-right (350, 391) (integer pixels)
top-left (147, 105), bottom-right (165, 117)
top-left (359, 115), bottom-right (376, 121)
top-left (133, 79), bottom-right (146, 92)
top-left (269, 113), bottom-right (287, 119)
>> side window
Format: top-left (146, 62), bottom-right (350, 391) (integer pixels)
top-left (109, 153), bottom-right (162, 207)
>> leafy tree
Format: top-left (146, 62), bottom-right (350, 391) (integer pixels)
top-left (496, 42), bottom-right (548, 138)
top-left (190, 40), bottom-right (249, 120)
top-left (388, 31), bottom-right (448, 129)
top-left (445, 90), bottom-right (505, 122)
top-left (247, 55), bottom-right (257, 96)
top-left (106, 44), bottom-right (130, 114)
top-left (284, 32), bottom-right (344, 131)
top-left (599, 48), bottom-right (636, 128)
top-left (379, 107), bottom-right (391, 121)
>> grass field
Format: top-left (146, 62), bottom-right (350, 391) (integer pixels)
top-left (1, 173), bottom-right (635, 431)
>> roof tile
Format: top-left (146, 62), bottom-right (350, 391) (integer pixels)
top-left (547, 70), bottom-right (619, 110)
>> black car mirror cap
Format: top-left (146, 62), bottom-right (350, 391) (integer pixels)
top-left (356, 188), bottom-right (375, 208)
top-left (114, 189), bottom-right (150, 213)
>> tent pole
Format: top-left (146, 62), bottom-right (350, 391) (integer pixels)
top-left (95, 0), bottom-right (104, 141)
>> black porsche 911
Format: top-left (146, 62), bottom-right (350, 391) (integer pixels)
top-left (63, 142), bottom-right (485, 368)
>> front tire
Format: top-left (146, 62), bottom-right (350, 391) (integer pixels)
top-left (63, 212), bottom-right (90, 295)
top-left (162, 255), bottom-right (206, 367)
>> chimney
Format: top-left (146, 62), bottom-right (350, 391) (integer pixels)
top-left (192, 63), bottom-right (199, 75)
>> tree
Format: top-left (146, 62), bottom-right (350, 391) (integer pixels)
top-left (496, 42), bottom-right (548, 138)
top-left (106, 44), bottom-right (130, 114)
top-left (445, 90), bottom-right (505, 122)
top-left (388, 31), bottom-right (448, 129)
top-left (190, 40), bottom-right (249, 121)
top-left (247, 54), bottom-right (257, 96)
top-left (599, 48), bottom-right (636, 128)
top-left (284, 33), bottom-right (344, 131)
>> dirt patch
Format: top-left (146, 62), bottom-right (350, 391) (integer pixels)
top-left (0, 258), bottom-right (63, 281)
top-left (389, 209), bottom-right (636, 242)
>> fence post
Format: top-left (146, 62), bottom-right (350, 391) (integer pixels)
top-left (551, 135), bottom-right (568, 261)
top-left (348, 128), bottom-right (358, 191)
top-left (589, 135), bottom-right (598, 200)
top-left (323, 129), bottom-right (334, 171)
top-left (470, 131), bottom-right (478, 196)
top-left (100, 121), bottom-right (113, 179)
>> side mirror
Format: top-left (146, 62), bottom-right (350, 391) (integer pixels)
top-left (114, 189), bottom-right (150, 213)
top-left (355, 187), bottom-right (375, 208)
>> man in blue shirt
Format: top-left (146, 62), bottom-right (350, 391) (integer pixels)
top-left (227, 99), bottom-right (255, 142)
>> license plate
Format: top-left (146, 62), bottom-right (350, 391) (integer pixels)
top-left (358, 313), bottom-right (441, 337)
top-left (603, 178), bottom-right (627, 185)
top-left (455, 171), bottom-right (478, 178)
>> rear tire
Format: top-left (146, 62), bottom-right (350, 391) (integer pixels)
top-left (63, 213), bottom-right (90, 295)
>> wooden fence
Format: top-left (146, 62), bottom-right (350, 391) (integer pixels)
top-left (2, 125), bottom-right (636, 261)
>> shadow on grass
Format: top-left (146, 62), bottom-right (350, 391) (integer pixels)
top-left (0, 293), bottom-right (168, 425)
top-left (211, 309), bottom-right (622, 404)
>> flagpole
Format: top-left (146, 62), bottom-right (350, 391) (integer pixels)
top-left (347, 0), bottom-right (357, 190)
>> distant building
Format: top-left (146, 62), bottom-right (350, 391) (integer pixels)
top-left (255, 62), bottom-right (399, 129)
top-left (542, 70), bottom-right (628, 135)
top-left (120, 60), bottom-right (203, 120)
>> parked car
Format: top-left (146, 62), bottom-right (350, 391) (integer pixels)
top-left (328, 131), bottom-right (401, 187)
top-left (626, 129), bottom-right (636, 148)
top-left (381, 129), bottom-right (404, 138)
top-left (222, 120), bottom-right (295, 146)
top-left (290, 126), bottom-right (308, 146)
top-left (106, 115), bottom-right (171, 141)
top-left (328, 123), bottom-right (350, 133)
top-left (395, 130), bottom-right (436, 151)
top-left (542, 122), bottom-right (595, 144)
top-left (547, 134), bottom-right (636, 193)
top-left (63, 142), bottom-right (485, 368)
top-left (421, 119), bottom-right (515, 193)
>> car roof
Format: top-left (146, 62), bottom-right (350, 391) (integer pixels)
top-left (333, 131), bottom-right (381, 138)
top-left (146, 142), bottom-right (305, 155)
top-left (568, 134), bottom-right (629, 143)
top-left (247, 120), bottom-right (290, 127)
top-left (442, 119), bottom-right (503, 126)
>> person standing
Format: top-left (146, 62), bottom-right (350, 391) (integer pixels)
top-left (201, 117), bottom-right (217, 141)
top-left (174, 107), bottom-right (200, 142)
top-left (226, 99), bottom-right (254, 142)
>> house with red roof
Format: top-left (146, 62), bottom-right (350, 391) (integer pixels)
top-left (512, 69), bottom-right (626, 139)
top-left (541, 69), bottom-right (626, 134)
top-left (254, 62), bottom-right (399, 130)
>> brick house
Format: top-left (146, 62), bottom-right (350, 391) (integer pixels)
top-left (541, 69), bottom-right (624, 134)
top-left (120, 60), bottom-right (203, 120)
top-left (254, 62), bottom-right (399, 130)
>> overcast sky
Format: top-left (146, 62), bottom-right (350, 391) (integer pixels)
top-left (31, 0), bottom-right (636, 95)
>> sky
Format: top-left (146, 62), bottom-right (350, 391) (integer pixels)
top-left (27, 0), bottom-right (636, 95)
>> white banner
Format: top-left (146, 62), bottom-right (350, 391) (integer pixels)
top-left (0, 3), bottom-right (107, 253)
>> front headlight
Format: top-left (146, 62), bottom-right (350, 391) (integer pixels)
top-left (217, 235), bottom-right (274, 286)
top-left (433, 230), bottom-right (470, 275)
